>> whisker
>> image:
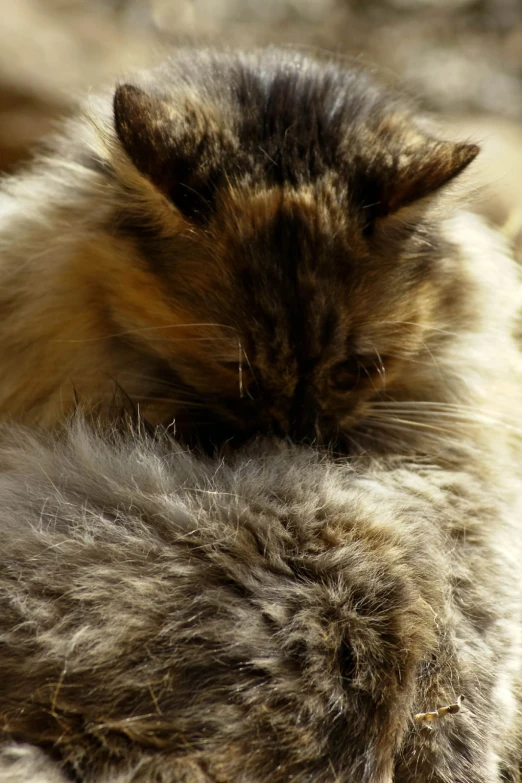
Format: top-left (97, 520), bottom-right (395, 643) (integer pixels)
top-left (365, 341), bottom-right (387, 392)
top-left (128, 396), bottom-right (211, 408)
top-left (363, 320), bottom-right (460, 340)
top-left (109, 378), bottom-right (206, 402)
top-left (381, 351), bottom-right (445, 368)
top-left (238, 339), bottom-right (244, 399)
top-left (52, 323), bottom-right (239, 344)
top-left (371, 400), bottom-right (490, 410)
top-left (364, 420), bottom-right (452, 445)
top-left (240, 345), bottom-right (259, 388)
top-left (367, 411), bottom-right (522, 439)
top-left (368, 401), bottom-right (522, 429)
top-left (366, 415), bottom-right (455, 435)
top-left (349, 423), bottom-right (418, 451)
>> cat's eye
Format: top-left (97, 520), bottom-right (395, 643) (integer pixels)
top-left (329, 355), bottom-right (383, 391)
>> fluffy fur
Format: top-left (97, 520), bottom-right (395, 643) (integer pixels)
top-left (0, 47), bottom-right (506, 452)
top-left (0, 421), bottom-right (520, 782)
top-left (0, 45), bottom-right (521, 783)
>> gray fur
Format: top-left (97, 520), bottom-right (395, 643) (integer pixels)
top-left (0, 421), bottom-right (520, 782)
top-left (0, 45), bottom-right (521, 783)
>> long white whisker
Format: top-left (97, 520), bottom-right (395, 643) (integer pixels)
top-left (367, 411), bottom-right (522, 437)
top-left (366, 415), bottom-right (455, 435)
top-left (368, 402), bottom-right (522, 429)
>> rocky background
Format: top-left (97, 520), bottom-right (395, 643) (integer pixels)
top-left (3, 0), bottom-right (522, 235)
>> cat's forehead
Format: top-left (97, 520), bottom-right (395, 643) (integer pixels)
top-left (114, 49), bottom-right (478, 296)
top-left (149, 51), bottom-right (391, 175)
top-left (158, 49), bottom-right (379, 108)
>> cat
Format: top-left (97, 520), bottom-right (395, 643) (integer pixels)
top-left (0, 46), bottom-right (514, 454)
top-left (0, 46), bottom-right (521, 783)
top-left (0, 419), bottom-right (520, 783)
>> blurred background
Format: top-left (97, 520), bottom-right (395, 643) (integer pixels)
top-left (2, 0), bottom-right (522, 241)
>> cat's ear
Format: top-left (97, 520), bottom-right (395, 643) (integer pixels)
top-left (113, 84), bottom-right (175, 192)
top-left (382, 138), bottom-right (479, 215)
top-left (359, 117), bottom-right (480, 226)
top-left (114, 84), bottom-right (220, 220)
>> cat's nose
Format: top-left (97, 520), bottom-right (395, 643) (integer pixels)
top-left (287, 397), bottom-right (321, 443)
top-left (287, 418), bottom-right (318, 443)
top-left (288, 415), bottom-right (339, 445)
top-left (285, 384), bottom-right (322, 443)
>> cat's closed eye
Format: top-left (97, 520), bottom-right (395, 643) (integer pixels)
top-left (329, 356), bottom-right (385, 392)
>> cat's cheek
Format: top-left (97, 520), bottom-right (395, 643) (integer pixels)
top-left (334, 394), bottom-right (378, 427)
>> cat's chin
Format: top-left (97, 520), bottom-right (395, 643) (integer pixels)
top-left (170, 415), bottom-right (357, 457)
top-left (168, 416), bottom-right (259, 456)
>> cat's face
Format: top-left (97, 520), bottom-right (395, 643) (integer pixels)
top-left (110, 50), bottom-right (478, 446)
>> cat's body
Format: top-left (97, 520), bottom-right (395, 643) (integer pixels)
top-left (0, 421), bottom-right (520, 783)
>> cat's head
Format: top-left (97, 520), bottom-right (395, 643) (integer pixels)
top-left (107, 49), bottom-right (479, 448)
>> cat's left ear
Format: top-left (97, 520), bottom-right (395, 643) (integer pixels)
top-left (381, 137), bottom-right (480, 215)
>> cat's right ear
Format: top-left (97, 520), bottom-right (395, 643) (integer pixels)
top-left (113, 84), bottom-right (174, 192)
top-left (114, 84), bottom-right (220, 222)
